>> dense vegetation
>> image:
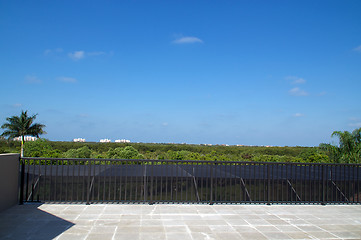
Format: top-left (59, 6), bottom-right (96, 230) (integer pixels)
top-left (2, 127), bottom-right (361, 164)
top-left (0, 139), bottom-right (331, 163)
top-left (1, 111), bottom-right (359, 164)
top-left (320, 128), bottom-right (361, 164)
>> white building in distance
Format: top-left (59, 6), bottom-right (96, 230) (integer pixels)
top-left (13, 136), bottom-right (37, 141)
top-left (100, 139), bottom-right (111, 143)
top-left (115, 139), bottom-right (131, 143)
top-left (73, 138), bottom-right (86, 142)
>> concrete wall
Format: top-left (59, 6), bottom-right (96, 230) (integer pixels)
top-left (0, 154), bottom-right (20, 212)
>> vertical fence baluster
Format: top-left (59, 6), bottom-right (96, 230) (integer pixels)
top-left (86, 160), bottom-right (91, 205)
top-left (92, 161), bottom-right (96, 202)
top-left (19, 158), bottom-right (24, 205)
top-left (43, 159), bottom-right (47, 201)
top-left (60, 160), bottom-right (63, 202)
top-left (267, 163), bottom-right (270, 205)
top-left (113, 160), bottom-right (116, 201)
top-left (356, 165), bottom-right (361, 203)
top-left (322, 164), bottom-right (326, 205)
top-left (150, 160), bottom-right (154, 204)
top-left (65, 160), bottom-right (69, 201)
top-left (210, 161), bottom-right (213, 205)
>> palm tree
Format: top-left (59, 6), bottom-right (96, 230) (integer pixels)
top-left (1, 110), bottom-right (46, 157)
top-left (320, 128), bottom-right (361, 163)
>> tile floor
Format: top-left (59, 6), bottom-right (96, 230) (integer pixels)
top-left (0, 203), bottom-right (361, 239)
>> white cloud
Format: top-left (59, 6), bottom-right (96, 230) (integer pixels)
top-left (12, 103), bottom-right (22, 108)
top-left (68, 51), bottom-right (85, 60)
top-left (353, 45), bottom-right (361, 53)
top-left (286, 76), bottom-right (306, 84)
top-left (349, 122), bottom-right (361, 127)
top-left (67, 50), bottom-right (111, 59)
top-left (349, 118), bottom-right (361, 127)
top-left (173, 36), bottom-right (203, 44)
top-left (25, 75), bottom-right (41, 84)
top-left (57, 77), bottom-right (77, 83)
top-left (293, 113), bottom-right (304, 118)
top-left (289, 87), bottom-right (308, 96)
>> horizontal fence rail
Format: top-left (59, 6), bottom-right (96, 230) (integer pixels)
top-left (19, 158), bottom-right (361, 204)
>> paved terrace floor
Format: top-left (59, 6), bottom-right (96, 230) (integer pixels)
top-left (1, 204), bottom-right (361, 240)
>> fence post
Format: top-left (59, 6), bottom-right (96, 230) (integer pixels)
top-left (322, 164), bottom-right (326, 205)
top-left (267, 163), bottom-right (271, 205)
top-left (356, 165), bottom-right (360, 203)
top-left (210, 161), bottom-right (214, 205)
top-left (144, 164), bottom-right (147, 202)
top-left (86, 160), bottom-right (91, 205)
top-left (150, 160), bottom-right (154, 205)
top-left (19, 158), bottom-right (25, 205)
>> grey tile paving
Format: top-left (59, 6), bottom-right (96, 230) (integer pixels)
top-left (1, 203), bottom-right (361, 239)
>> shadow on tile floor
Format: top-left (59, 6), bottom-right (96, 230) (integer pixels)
top-left (0, 203), bottom-right (74, 240)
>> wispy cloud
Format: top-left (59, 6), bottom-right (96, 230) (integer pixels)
top-left (293, 113), bottom-right (304, 118)
top-left (11, 103), bottom-right (22, 108)
top-left (67, 50), bottom-right (111, 60)
top-left (68, 51), bottom-right (85, 60)
top-left (173, 36), bottom-right (203, 44)
top-left (289, 87), bottom-right (308, 96)
top-left (349, 122), bottom-right (361, 127)
top-left (353, 45), bottom-right (361, 53)
top-left (25, 75), bottom-right (42, 84)
top-left (44, 48), bottom-right (63, 55)
top-left (286, 76), bottom-right (306, 84)
top-left (349, 117), bottom-right (361, 127)
top-left (57, 77), bottom-right (77, 83)
top-left (88, 51), bottom-right (106, 56)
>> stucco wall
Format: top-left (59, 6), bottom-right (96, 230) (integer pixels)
top-left (0, 154), bottom-right (20, 212)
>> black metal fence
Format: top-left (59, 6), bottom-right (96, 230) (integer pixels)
top-left (19, 158), bottom-right (361, 204)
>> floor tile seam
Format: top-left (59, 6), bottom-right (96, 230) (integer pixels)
top-left (312, 225), bottom-right (342, 235)
top-left (183, 225), bottom-right (196, 240)
top-left (282, 221), bottom-right (315, 235)
top-left (91, 204), bottom-right (106, 221)
top-left (261, 232), bottom-right (300, 240)
top-left (254, 228), bottom-right (288, 240)
top-left (243, 219), bottom-right (271, 226)
top-left (274, 214), bottom-right (302, 221)
top-left (222, 220), bottom-right (244, 238)
top-left (237, 224), bottom-right (264, 235)
top-left (285, 221), bottom-right (339, 238)
top-left (306, 231), bottom-right (342, 239)
top-left (111, 226), bottom-right (118, 240)
top-left (79, 205), bottom-right (91, 216)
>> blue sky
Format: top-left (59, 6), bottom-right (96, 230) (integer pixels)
top-left (1, 0), bottom-right (360, 146)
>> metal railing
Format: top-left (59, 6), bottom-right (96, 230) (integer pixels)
top-left (19, 158), bottom-right (361, 204)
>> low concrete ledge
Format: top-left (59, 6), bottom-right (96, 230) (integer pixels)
top-left (0, 153), bottom-right (20, 212)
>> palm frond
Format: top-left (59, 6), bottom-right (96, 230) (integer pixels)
top-left (1, 110), bottom-right (46, 140)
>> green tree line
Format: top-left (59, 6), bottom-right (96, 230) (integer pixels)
top-left (0, 109), bottom-right (359, 164)
top-left (0, 138), bottom-right (331, 163)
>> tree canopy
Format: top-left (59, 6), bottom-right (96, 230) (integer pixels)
top-left (1, 110), bottom-right (46, 156)
top-left (320, 128), bottom-right (361, 163)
